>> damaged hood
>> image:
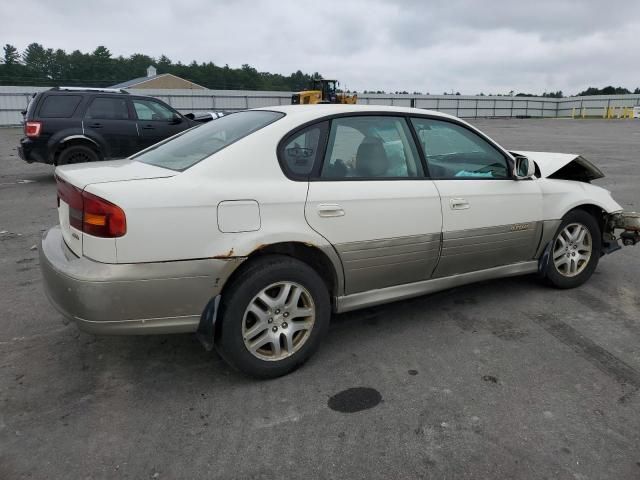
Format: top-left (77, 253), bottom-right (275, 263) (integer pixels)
top-left (511, 150), bottom-right (605, 181)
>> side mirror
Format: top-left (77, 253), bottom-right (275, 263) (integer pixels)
top-left (170, 114), bottom-right (183, 125)
top-left (514, 156), bottom-right (535, 179)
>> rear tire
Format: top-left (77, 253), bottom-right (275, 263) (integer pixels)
top-left (57, 145), bottom-right (100, 165)
top-left (216, 255), bottom-right (330, 378)
top-left (545, 210), bottom-right (601, 289)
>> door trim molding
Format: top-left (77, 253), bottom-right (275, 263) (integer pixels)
top-left (334, 261), bottom-right (538, 313)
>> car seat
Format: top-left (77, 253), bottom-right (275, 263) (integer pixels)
top-left (355, 137), bottom-right (389, 177)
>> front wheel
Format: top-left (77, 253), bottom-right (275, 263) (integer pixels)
top-left (216, 255), bottom-right (330, 378)
top-left (545, 210), bottom-right (601, 289)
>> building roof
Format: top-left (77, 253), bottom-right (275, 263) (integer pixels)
top-left (110, 76), bottom-right (151, 89)
top-left (110, 73), bottom-right (206, 90)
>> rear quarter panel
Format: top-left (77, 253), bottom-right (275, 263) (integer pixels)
top-left (89, 126), bottom-right (330, 263)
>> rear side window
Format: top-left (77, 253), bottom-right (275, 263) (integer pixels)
top-left (39, 95), bottom-right (82, 118)
top-left (134, 110), bottom-right (284, 171)
top-left (321, 116), bottom-right (423, 179)
top-left (85, 97), bottom-right (130, 120)
top-left (279, 123), bottom-right (326, 178)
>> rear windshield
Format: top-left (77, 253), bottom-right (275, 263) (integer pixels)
top-left (39, 95), bottom-right (82, 118)
top-left (134, 110), bottom-right (284, 171)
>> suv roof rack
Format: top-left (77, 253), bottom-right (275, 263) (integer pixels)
top-left (51, 86), bottom-right (129, 94)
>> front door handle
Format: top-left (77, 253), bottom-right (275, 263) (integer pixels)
top-left (87, 123), bottom-right (103, 129)
top-left (317, 203), bottom-right (345, 217)
top-left (142, 124), bottom-right (155, 130)
top-left (450, 198), bottom-right (470, 210)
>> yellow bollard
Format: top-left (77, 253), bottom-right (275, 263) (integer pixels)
top-left (572, 107), bottom-right (576, 119)
top-left (581, 107), bottom-right (586, 118)
top-left (603, 106), bottom-right (607, 118)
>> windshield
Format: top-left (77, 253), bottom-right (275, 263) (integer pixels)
top-left (134, 110), bottom-right (284, 171)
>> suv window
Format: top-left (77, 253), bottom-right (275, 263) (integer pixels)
top-left (39, 95), bottom-right (82, 118)
top-left (410, 118), bottom-right (509, 179)
top-left (135, 110), bottom-right (284, 171)
top-left (133, 99), bottom-right (175, 121)
top-left (280, 123), bottom-right (326, 177)
top-left (321, 116), bottom-right (423, 179)
top-left (85, 97), bottom-right (130, 120)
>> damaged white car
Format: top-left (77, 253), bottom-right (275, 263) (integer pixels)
top-left (40, 105), bottom-right (639, 377)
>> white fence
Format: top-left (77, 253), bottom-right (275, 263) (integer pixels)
top-left (2, 85), bottom-right (640, 126)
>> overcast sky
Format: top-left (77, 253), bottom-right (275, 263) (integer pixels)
top-left (2, 0), bottom-right (639, 94)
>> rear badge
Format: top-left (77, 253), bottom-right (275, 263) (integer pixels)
top-left (511, 223), bottom-right (530, 231)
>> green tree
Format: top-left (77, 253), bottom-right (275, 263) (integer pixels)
top-left (3, 44), bottom-right (20, 65)
top-left (577, 86), bottom-right (631, 96)
top-left (22, 43), bottom-right (48, 72)
top-left (0, 42), bottom-right (327, 90)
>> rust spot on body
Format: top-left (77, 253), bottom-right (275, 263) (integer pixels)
top-left (213, 248), bottom-right (235, 259)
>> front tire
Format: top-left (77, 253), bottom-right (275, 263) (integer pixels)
top-left (545, 210), bottom-right (601, 289)
top-left (216, 255), bottom-right (330, 378)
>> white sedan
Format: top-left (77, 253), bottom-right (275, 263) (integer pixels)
top-left (41, 105), bottom-right (639, 377)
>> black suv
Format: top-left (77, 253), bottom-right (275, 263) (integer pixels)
top-left (19, 87), bottom-right (198, 165)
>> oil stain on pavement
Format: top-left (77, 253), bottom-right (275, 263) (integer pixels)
top-left (328, 387), bottom-right (382, 413)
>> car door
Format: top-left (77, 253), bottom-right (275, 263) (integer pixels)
top-left (84, 96), bottom-right (138, 158)
top-left (301, 115), bottom-right (443, 295)
top-left (410, 117), bottom-right (543, 278)
top-left (132, 98), bottom-right (188, 149)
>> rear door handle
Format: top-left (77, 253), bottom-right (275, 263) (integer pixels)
top-left (450, 198), bottom-right (470, 210)
top-left (317, 203), bottom-right (345, 217)
top-left (87, 123), bottom-right (103, 129)
top-left (142, 124), bottom-right (155, 130)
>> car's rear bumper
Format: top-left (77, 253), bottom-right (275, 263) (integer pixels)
top-left (19, 138), bottom-right (49, 164)
top-left (40, 226), bottom-right (244, 335)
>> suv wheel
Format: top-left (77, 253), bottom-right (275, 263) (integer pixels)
top-left (545, 210), bottom-right (601, 289)
top-left (57, 145), bottom-right (100, 165)
top-left (216, 255), bottom-right (330, 378)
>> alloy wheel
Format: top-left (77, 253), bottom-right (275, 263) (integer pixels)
top-left (242, 281), bottom-right (316, 361)
top-left (552, 222), bottom-right (593, 277)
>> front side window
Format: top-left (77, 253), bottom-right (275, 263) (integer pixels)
top-left (135, 110), bottom-right (284, 171)
top-left (39, 95), bottom-right (82, 118)
top-left (133, 99), bottom-right (175, 121)
top-left (321, 116), bottom-right (423, 179)
top-left (85, 97), bottom-right (129, 120)
top-left (410, 118), bottom-right (509, 179)
top-left (280, 123), bottom-right (325, 177)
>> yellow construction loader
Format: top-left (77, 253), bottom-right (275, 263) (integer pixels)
top-left (291, 79), bottom-right (357, 105)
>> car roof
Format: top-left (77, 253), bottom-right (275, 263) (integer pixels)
top-left (42, 88), bottom-right (160, 99)
top-left (255, 104), bottom-right (459, 123)
top-left (47, 87), bottom-right (129, 95)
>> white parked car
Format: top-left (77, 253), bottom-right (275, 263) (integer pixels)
top-left (41, 105), bottom-right (639, 377)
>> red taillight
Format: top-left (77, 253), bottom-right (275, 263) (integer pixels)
top-left (25, 121), bottom-right (42, 138)
top-left (56, 176), bottom-right (126, 238)
top-left (81, 191), bottom-right (127, 237)
top-left (56, 176), bottom-right (83, 230)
